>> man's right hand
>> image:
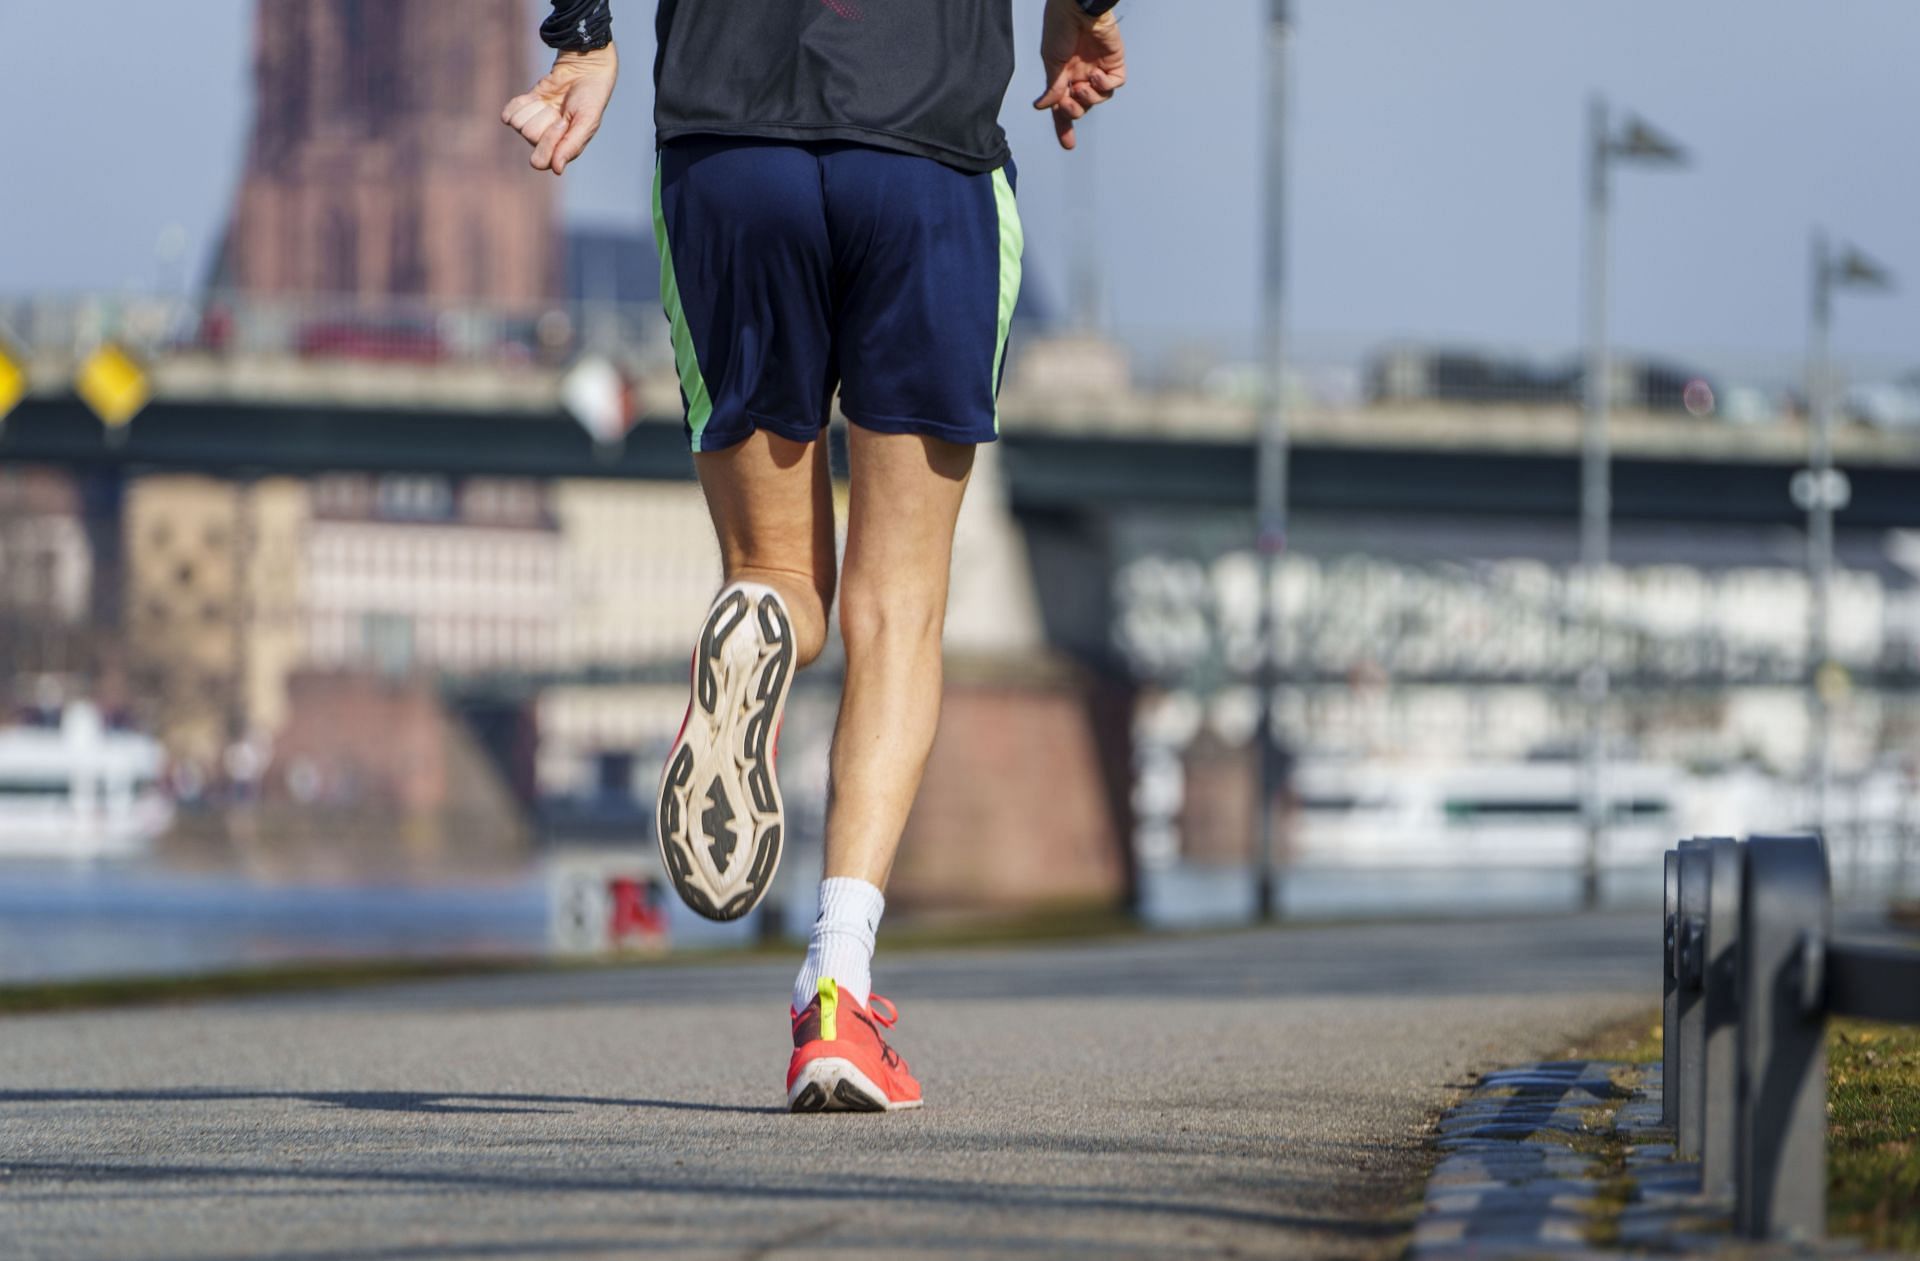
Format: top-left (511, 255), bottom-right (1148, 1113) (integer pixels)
top-left (1033, 0), bottom-right (1127, 151)
top-left (502, 44), bottom-right (619, 177)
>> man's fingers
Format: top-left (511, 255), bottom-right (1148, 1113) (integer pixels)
top-left (510, 101), bottom-right (559, 145)
top-left (1072, 82), bottom-right (1113, 108)
top-left (1056, 93), bottom-right (1087, 120)
top-left (502, 92), bottom-right (544, 127)
top-left (505, 95), bottom-right (548, 132)
top-left (1053, 106), bottom-right (1076, 150)
top-left (1033, 67), bottom-right (1073, 111)
top-left (552, 112), bottom-right (599, 175)
top-left (1090, 68), bottom-right (1126, 93)
top-left (558, 108), bottom-right (601, 159)
top-left (530, 116), bottom-right (569, 171)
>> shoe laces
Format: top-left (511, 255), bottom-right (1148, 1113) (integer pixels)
top-left (866, 994), bottom-right (905, 1071)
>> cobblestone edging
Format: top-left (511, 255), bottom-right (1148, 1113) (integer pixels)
top-left (1410, 1059), bottom-right (1729, 1259)
top-left (1409, 1060), bottom-right (1918, 1259)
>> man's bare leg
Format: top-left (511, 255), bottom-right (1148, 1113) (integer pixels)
top-left (784, 428), bottom-right (972, 1110)
top-left (656, 430), bottom-right (836, 921)
top-left (826, 429), bottom-right (975, 885)
top-left (694, 430), bottom-right (836, 666)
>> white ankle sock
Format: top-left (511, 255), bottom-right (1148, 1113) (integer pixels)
top-left (792, 877), bottom-right (885, 1013)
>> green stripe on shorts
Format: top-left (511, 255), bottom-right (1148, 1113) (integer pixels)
top-left (990, 167), bottom-right (1024, 434)
top-left (652, 159), bottom-right (715, 451)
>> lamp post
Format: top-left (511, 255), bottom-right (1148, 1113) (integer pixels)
top-left (1802, 233), bottom-right (1892, 843)
top-left (1254, 0), bottom-right (1294, 922)
top-left (1579, 98), bottom-right (1687, 910)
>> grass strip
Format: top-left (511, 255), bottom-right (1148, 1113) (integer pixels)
top-left (1561, 1008), bottom-right (1919, 1253)
top-left (1559, 1011), bottom-right (1664, 1067)
top-left (1829, 1018), bottom-right (1920, 1253)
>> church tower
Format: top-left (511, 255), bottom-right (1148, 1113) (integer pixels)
top-left (224, 0), bottom-right (556, 305)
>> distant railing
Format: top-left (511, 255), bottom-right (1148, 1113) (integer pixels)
top-left (0, 292), bottom-right (673, 373)
top-left (1661, 833), bottom-right (1920, 1241)
top-left (7, 293), bottom-right (1920, 423)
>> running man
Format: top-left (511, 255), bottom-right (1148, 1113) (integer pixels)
top-left (505, 0), bottom-right (1126, 1112)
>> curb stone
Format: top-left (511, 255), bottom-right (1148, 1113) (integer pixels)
top-left (1408, 1060), bottom-right (1899, 1260)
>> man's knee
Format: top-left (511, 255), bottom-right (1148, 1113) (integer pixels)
top-left (838, 579), bottom-right (943, 655)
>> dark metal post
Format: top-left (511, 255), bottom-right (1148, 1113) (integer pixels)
top-left (1700, 836), bottom-right (1744, 1199)
top-left (1735, 834), bottom-right (1829, 1241)
top-left (1253, 0), bottom-right (1294, 922)
top-left (1578, 97), bottom-right (1613, 912)
top-left (1807, 234), bottom-right (1835, 842)
top-left (1675, 840), bottom-right (1710, 1159)
top-left (1800, 239), bottom-right (1893, 848)
top-left (1661, 846), bottom-right (1679, 1128)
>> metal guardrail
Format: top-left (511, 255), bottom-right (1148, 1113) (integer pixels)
top-left (1661, 833), bottom-right (1920, 1241)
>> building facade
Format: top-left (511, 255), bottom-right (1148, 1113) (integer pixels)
top-left (222, 0), bottom-right (555, 305)
top-left (305, 474), bottom-right (565, 675)
top-left (0, 467), bottom-right (95, 689)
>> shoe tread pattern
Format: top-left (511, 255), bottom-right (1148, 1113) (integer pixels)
top-left (657, 590), bottom-right (793, 921)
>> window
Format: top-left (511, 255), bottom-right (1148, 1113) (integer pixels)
top-left (361, 613), bottom-right (415, 677)
top-left (392, 201), bottom-right (426, 296)
top-left (322, 206), bottom-right (359, 294)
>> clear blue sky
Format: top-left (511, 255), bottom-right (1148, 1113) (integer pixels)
top-left (1, 1), bottom-right (1915, 365)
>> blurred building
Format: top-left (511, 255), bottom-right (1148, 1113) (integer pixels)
top-left (564, 228), bottom-right (662, 310)
top-left (0, 468), bottom-right (92, 653)
top-left (263, 669), bottom-right (531, 877)
top-left (218, 0), bottom-right (554, 304)
top-left (125, 473), bottom-right (558, 749)
top-left (124, 477), bottom-right (303, 767)
top-left (306, 474), bottom-right (564, 674)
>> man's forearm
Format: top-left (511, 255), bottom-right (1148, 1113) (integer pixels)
top-left (542, 0), bottom-right (613, 52)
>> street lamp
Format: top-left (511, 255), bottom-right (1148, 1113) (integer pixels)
top-left (1579, 97), bottom-right (1688, 911)
top-left (1803, 233), bottom-right (1892, 843)
top-left (1254, 0), bottom-right (1294, 922)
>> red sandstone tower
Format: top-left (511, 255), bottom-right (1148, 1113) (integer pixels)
top-left (223, 0), bottom-right (556, 304)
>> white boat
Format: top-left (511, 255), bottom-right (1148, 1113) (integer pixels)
top-left (0, 703), bottom-right (173, 861)
top-left (1291, 757), bottom-right (1782, 872)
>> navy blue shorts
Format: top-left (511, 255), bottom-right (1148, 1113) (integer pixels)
top-left (651, 138), bottom-right (1024, 452)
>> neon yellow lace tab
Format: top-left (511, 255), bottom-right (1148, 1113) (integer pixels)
top-left (818, 976), bottom-right (837, 1042)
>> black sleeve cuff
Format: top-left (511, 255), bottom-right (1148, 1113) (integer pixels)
top-left (542, 0), bottom-right (613, 51)
top-left (1076, 0), bottom-right (1121, 15)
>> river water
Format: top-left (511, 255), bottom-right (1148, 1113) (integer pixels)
top-left (0, 865), bottom-right (763, 985)
top-left (1, 854), bottom-right (1903, 986)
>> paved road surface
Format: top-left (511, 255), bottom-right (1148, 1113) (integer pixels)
top-left (0, 914), bottom-right (1655, 1260)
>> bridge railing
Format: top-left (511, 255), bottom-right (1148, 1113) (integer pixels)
top-left (0, 292), bottom-right (672, 373)
top-left (13, 293), bottom-right (1920, 425)
top-left (1661, 833), bottom-right (1920, 1241)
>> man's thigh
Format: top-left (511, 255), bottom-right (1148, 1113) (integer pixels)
top-left (695, 430), bottom-right (834, 592)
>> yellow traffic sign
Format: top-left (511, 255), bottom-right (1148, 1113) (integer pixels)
top-left (76, 343), bottom-right (150, 430)
top-left (0, 343), bottom-right (24, 424)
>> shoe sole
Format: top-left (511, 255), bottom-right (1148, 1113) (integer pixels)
top-left (786, 1057), bottom-right (923, 1113)
top-left (656, 586), bottom-right (794, 922)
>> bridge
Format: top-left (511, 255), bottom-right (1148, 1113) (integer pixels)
top-left (8, 347), bottom-right (1920, 530)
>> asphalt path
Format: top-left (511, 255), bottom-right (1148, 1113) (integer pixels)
top-left (0, 913), bottom-right (1656, 1260)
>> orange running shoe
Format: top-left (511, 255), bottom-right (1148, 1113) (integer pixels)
top-left (786, 978), bottom-right (923, 1112)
